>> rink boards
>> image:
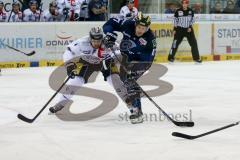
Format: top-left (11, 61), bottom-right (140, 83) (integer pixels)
top-left (0, 22), bottom-right (240, 68)
top-left (0, 54), bottom-right (240, 69)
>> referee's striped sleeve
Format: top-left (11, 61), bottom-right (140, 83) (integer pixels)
top-left (189, 11), bottom-right (195, 26)
top-left (173, 11), bottom-right (178, 29)
top-left (173, 17), bottom-right (178, 27)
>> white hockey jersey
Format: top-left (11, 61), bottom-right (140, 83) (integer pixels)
top-left (23, 9), bottom-right (41, 22)
top-left (63, 36), bottom-right (120, 64)
top-left (56, 0), bottom-right (83, 21)
top-left (42, 9), bottom-right (63, 22)
top-left (120, 6), bottom-right (138, 19)
top-left (8, 11), bottom-right (23, 22)
top-left (0, 11), bottom-right (7, 22)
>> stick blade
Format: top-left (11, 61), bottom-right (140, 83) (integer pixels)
top-left (17, 114), bottom-right (34, 123)
top-left (172, 132), bottom-right (195, 140)
top-left (26, 51), bottom-right (36, 56)
top-left (174, 121), bottom-right (195, 127)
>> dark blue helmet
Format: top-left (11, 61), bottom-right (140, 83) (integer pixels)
top-left (29, 0), bottom-right (38, 7)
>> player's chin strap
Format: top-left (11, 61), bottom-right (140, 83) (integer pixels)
top-left (109, 47), bottom-right (194, 127)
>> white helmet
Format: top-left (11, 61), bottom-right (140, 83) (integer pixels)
top-left (89, 27), bottom-right (104, 40)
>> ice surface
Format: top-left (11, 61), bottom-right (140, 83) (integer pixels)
top-left (0, 61), bottom-right (240, 160)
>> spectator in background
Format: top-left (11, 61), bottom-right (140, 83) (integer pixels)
top-left (193, 2), bottom-right (202, 14)
top-left (0, 1), bottom-right (7, 22)
top-left (79, 0), bottom-right (90, 21)
top-left (120, 0), bottom-right (138, 19)
top-left (55, 0), bottom-right (70, 21)
top-left (234, 0), bottom-right (240, 13)
top-left (210, 1), bottom-right (222, 14)
top-left (42, 1), bottom-right (63, 22)
top-left (223, 0), bottom-right (238, 13)
top-left (56, 0), bottom-right (83, 21)
top-left (88, 0), bottom-right (106, 21)
top-left (165, 3), bottom-right (177, 14)
top-left (19, 0), bottom-right (42, 11)
top-left (8, 2), bottom-right (23, 22)
top-left (23, 0), bottom-right (41, 22)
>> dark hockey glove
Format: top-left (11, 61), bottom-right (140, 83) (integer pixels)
top-left (74, 13), bottom-right (79, 21)
top-left (63, 8), bottom-right (70, 16)
top-left (65, 62), bottom-right (82, 79)
top-left (101, 54), bottom-right (114, 81)
top-left (103, 32), bottom-right (118, 48)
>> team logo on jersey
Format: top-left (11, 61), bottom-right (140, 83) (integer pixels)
top-left (189, 11), bottom-right (192, 14)
top-left (120, 40), bottom-right (133, 51)
top-left (82, 50), bottom-right (91, 54)
top-left (178, 11), bottom-right (183, 16)
top-left (139, 38), bottom-right (147, 46)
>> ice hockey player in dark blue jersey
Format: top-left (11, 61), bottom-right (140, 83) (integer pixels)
top-left (102, 12), bottom-right (157, 124)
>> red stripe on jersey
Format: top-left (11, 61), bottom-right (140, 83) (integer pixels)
top-left (98, 47), bottom-right (104, 58)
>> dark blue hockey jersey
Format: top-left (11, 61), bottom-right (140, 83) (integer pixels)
top-left (103, 17), bottom-right (157, 62)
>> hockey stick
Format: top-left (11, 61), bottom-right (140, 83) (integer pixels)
top-left (1, 43), bottom-right (35, 56)
top-left (172, 121), bottom-right (240, 140)
top-left (17, 76), bottom-right (71, 123)
top-left (110, 47), bottom-right (194, 127)
top-left (7, 9), bottom-right (13, 22)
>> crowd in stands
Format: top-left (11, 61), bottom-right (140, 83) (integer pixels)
top-left (0, 0), bottom-right (108, 22)
top-left (1, 0), bottom-right (240, 22)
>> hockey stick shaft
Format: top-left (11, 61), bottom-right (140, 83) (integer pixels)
top-left (110, 48), bottom-right (194, 127)
top-left (172, 121), bottom-right (239, 140)
top-left (1, 43), bottom-right (35, 56)
top-left (18, 76), bottom-right (71, 123)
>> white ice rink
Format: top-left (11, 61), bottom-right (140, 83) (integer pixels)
top-left (0, 61), bottom-right (240, 160)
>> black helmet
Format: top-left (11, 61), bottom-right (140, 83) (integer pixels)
top-left (0, 1), bottom-right (4, 6)
top-left (12, 1), bottom-right (20, 7)
top-left (127, 0), bottom-right (134, 4)
top-left (29, 0), bottom-right (38, 7)
top-left (89, 27), bottom-right (103, 40)
top-left (135, 12), bottom-right (151, 27)
top-left (49, 1), bottom-right (57, 8)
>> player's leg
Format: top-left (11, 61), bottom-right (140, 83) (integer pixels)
top-left (186, 30), bottom-right (202, 63)
top-left (120, 62), bottom-right (151, 124)
top-left (49, 64), bottom-right (95, 113)
top-left (168, 29), bottom-right (184, 62)
top-left (49, 76), bottom-right (85, 113)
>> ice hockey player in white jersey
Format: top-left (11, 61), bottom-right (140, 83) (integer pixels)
top-left (56, 0), bottom-right (83, 21)
top-left (7, 2), bottom-right (23, 22)
top-left (0, 1), bottom-right (7, 22)
top-left (49, 27), bottom-right (130, 118)
top-left (23, 0), bottom-right (41, 22)
top-left (120, 0), bottom-right (138, 19)
top-left (42, 1), bottom-right (63, 22)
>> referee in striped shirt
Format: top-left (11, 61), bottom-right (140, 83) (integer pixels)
top-left (168, 0), bottom-right (202, 63)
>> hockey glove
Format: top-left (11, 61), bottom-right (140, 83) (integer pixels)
top-left (103, 32), bottom-right (118, 48)
top-left (65, 62), bottom-right (83, 79)
top-left (101, 54), bottom-right (114, 81)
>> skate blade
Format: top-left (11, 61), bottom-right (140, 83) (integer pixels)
top-left (130, 118), bottom-right (144, 124)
